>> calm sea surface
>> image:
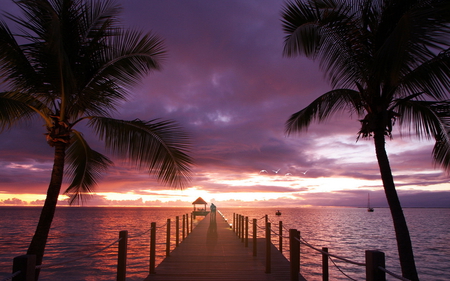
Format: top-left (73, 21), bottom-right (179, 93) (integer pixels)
top-left (0, 207), bottom-right (449, 281)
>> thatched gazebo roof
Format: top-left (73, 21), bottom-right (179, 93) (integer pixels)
top-left (192, 197), bottom-right (207, 205)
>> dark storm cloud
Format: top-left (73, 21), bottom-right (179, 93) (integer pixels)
top-left (0, 0), bottom-right (448, 206)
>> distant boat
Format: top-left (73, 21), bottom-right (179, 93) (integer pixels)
top-left (275, 210), bottom-right (281, 216)
top-left (367, 193), bottom-right (374, 212)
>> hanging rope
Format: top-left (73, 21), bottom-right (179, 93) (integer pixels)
top-left (36, 237), bottom-right (122, 269)
top-left (129, 226), bottom-right (153, 238)
top-left (379, 266), bottom-right (411, 281)
top-left (0, 270), bottom-right (21, 281)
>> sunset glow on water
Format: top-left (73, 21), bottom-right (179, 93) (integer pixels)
top-left (0, 0), bottom-right (449, 210)
top-left (1, 207), bottom-right (449, 281)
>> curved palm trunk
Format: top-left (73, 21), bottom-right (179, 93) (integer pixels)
top-left (374, 133), bottom-right (419, 281)
top-left (27, 142), bottom-right (66, 280)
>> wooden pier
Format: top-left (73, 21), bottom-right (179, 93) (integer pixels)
top-left (144, 213), bottom-right (306, 281)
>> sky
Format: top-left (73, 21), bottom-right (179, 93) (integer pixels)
top-left (0, 0), bottom-right (449, 208)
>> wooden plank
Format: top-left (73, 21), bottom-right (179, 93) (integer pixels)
top-left (144, 213), bottom-right (306, 281)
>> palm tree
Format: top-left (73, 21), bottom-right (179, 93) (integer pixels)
top-left (281, 0), bottom-right (450, 280)
top-left (0, 0), bottom-right (192, 276)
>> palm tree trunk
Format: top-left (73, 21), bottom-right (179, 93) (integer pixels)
top-left (27, 142), bottom-right (66, 280)
top-left (374, 133), bottom-right (419, 281)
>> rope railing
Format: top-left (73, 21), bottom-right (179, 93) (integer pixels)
top-left (263, 218), bottom-right (363, 280)
top-left (231, 211), bottom-right (408, 281)
top-left (129, 226), bottom-right (153, 238)
top-left (297, 236), bottom-right (365, 267)
top-left (328, 256), bottom-right (358, 281)
top-left (0, 270), bottom-right (20, 281)
top-left (37, 237), bottom-right (122, 269)
top-left (379, 266), bottom-right (411, 281)
top-left (266, 217), bottom-right (364, 280)
top-left (4, 212), bottom-right (196, 281)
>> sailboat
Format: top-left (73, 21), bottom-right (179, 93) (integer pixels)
top-left (367, 193), bottom-right (374, 212)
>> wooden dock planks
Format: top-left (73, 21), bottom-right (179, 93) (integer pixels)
top-left (144, 213), bottom-right (306, 281)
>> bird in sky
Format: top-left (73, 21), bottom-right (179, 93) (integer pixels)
top-left (285, 173), bottom-right (292, 176)
top-left (259, 170), bottom-right (268, 174)
top-left (302, 170), bottom-right (308, 174)
top-left (272, 169), bottom-right (280, 174)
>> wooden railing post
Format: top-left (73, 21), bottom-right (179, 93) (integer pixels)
top-left (12, 255), bottom-right (35, 281)
top-left (253, 218), bottom-right (257, 256)
top-left (233, 213), bottom-right (236, 232)
top-left (366, 250), bottom-right (386, 281)
top-left (166, 218), bottom-right (171, 257)
top-left (240, 215), bottom-right (243, 239)
top-left (190, 213), bottom-right (193, 232)
top-left (265, 222), bottom-right (271, 273)
top-left (182, 214), bottom-right (185, 240)
top-left (176, 216), bottom-right (179, 247)
top-left (234, 214), bottom-right (239, 237)
top-left (187, 213), bottom-right (190, 235)
top-left (322, 247), bottom-right (329, 281)
top-left (117, 230), bottom-right (128, 281)
top-left (245, 216), bottom-right (249, 247)
top-left (186, 213), bottom-right (189, 236)
top-left (279, 221), bottom-right (283, 253)
top-left (237, 215), bottom-right (241, 238)
top-left (149, 222), bottom-right (156, 274)
top-left (241, 215), bottom-right (245, 243)
top-left (289, 229), bottom-right (300, 281)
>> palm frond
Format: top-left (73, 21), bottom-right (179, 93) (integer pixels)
top-left (94, 28), bottom-right (166, 88)
top-left (64, 130), bottom-right (113, 204)
top-left (282, 0), bottom-right (371, 89)
top-left (0, 19), bottom-right (38, 92)
top-left (286, 89), bottom-right (363, 135)
top-left (374, 0), bottom-right (450, 90)
top-left (394, 99), bottom-right (450, 171)
top-left (89, 117), bottom-right (193, 188)
top-left (282, 0), bottom-right (322, 57)
top-left (399, 49), bottom-right (450, 101)
top-left (395, 99), bottom-right (446, 138)
top-left (431, 101), bottom-right (450, 170)
top-left (0, 90), bottom-right (54, 130)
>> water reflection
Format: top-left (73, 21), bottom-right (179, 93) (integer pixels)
top-left (1, 207), bottom-right (449, 281)
top-left (206, 213), bottom-right (218, 255)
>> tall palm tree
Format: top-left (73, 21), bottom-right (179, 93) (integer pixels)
top-left (0, 0), bottom-right (193, 276)
top-left (281, 0), bottom-right (450, 280)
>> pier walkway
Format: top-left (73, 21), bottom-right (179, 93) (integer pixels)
top-left (144, 213), bottom-right (306, 281)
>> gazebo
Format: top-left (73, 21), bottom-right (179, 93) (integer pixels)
top-left (192, 197), bottom-right (209, 218)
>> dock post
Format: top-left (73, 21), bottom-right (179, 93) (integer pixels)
top-left (149, 222), bottom-right (156, 274)
top-left (236, 213), bottom-right (238, 234)
top-left (289, 229), bottom-right (300, 281)
top-left (233, 213), bottom-right (236, 232)
top-left (166, 218), bottom-right (171, 257)
top-left (322, 247), bottom-right (329, 281)
top-left (186, 213), bottom-right (189, 235)
top-left (241, 215), bottom-right (245, 243)
top-left (176, 216), bottom-right (179, 247)
top-left (12, 254), bottom-right (35, 281)
top-left (182, 214), bottom-right (186, 239)
top-left (117, 230), bottom-right (128, 281)
top-left (190, 213), bottom-right (193, 232)
top-left (365, 250), bottom-right (386, 281)
top-left (279, 221), bottom-right (283, 253)
top-left (237, 215), bottom-right (241, 238)
top-left (253, 218), bottom-right (257, 256)
top-left (245, 216), bottom-right (249, 247)
top-left (265, 222), bottom-right (271, 273)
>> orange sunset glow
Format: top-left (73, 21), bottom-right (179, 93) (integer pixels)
top-left (0, 0), bottom-right (449, 209)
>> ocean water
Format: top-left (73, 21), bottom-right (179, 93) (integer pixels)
top-left (0, 206), bottom-right (449, 281)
